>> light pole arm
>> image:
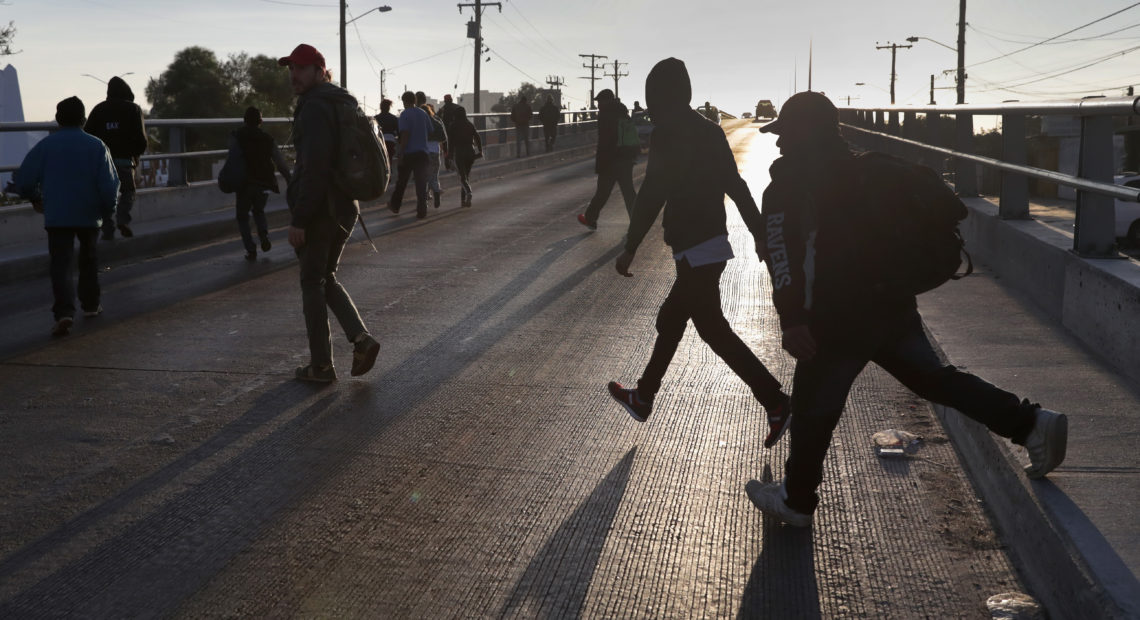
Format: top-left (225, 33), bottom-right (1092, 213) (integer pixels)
top-left (906, 36), bottom-right (957, 53)
top-left (346, 5), bottom-right (391, 25)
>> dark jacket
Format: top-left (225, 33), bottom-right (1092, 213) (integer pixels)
top-left (438, 101), bottom-right (459, 132)
top-left (231, 124), bottom-right (291, 193)
top-left (375, 111), bottom-right (399, 142)
top-left (595, 99), bottom-right (636, 174)
top-left (13, 127), bottom-right (119, 228)
top-left (539, 101), bottom-right (560, 127)
top-left (287, 82), bottom-right (358, 229)
top-left (625, 108), bottom-right (762, 254)
top-left (760, 136), bottom-right (915, 347)
top-left (84, 76), bottom-right (148, 166)
top-left (510, 100), bottom-right (533, 127)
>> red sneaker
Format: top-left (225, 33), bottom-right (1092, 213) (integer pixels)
top-left (764, 399), bottom-right (792, 448)
top-left (608, 381), bottom-right (651, 422)
top-left (577, 213), bottom-right (597, 230)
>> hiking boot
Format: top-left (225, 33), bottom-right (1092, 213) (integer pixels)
top-left (607, 381), bottom-right (651, 422)
top-left (51, 316), bottom-right (73, 338)
top-left (577, 213), bottom-right (597, 231)
top-left (1023, 407), bottom-right (1068, 479)
top-left (295, 364), bottom-right (336, 383)
top-left (83, 305), bottom-right (103, 318)
top-left (763, 398), bottom-right (792, 448)
top-left (118, 224), bottom-right (134, 238)
top-left (244, 250), bottom-right (256, 262)
top-left (261, 238), bottom-right (272, 252)
top-left (745, 480), bottom-right (812, 528)
top-left (351, 334), bottom-right (381, 377)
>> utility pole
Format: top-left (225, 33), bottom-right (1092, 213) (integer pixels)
top-left (545, 75), bottom-right (566, 106)
top-left (340, 0), bottom-right (347, 88)
top-left (579, 53), bottom-right (607, 108)
top-left (875, 41), bottom-right (912, 104)
top-left (380, 68), bottom-right (386, 99)
top-left (957, 0), bottom-right (967, 104)
top-left (604, 59), bottom-right (628, 99)
top-left (930, 74), bottom-right (936, 105)
top-left (459, 0), bottom-right (501, 114)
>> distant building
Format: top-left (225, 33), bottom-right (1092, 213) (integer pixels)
top-left (456, 90), bottom-right (504, 115)
top-left (0, 64), bottom-right (46, 187)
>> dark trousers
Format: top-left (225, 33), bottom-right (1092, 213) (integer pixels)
top-left (389, 151), bottom-right (429, 215)
top-left (298, 211), bottom-right (368, 368)
top-left (236, 187), bottom-right (269, 253)
top-left (515, 125), bottom-right (530, 157)
top-left (784, 306), bottom-right (1038, 514)
top-left (103, 164), bottom-right (135, 233)
top-left (455, 153), bottom-right (475, 200)
top-left (639, 259), bottom-right (784, 407)
top-left (47, 227), bottom-right (101, 320)
top-left (584, 160), bottom-right (636, 223)
top-left (543, 124), bottom-right (557, 152)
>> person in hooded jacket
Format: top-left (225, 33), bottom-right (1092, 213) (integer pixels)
top-left (229, 106), bottom-right (292, 261)
top-left (85, 76), bottom-right (147, 240)
top-left (279, 44), bottom-right (381, 383)
top-left (448, 106), bottom-right (482, 207)
top-left (576, 89), bottom-right (637, 230)
top-left (606, 58), bottom-right (791, 447)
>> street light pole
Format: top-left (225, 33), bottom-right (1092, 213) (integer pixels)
top-left (340, 4), bottom-right (392, 90)
top-left (957, 0), bottom-right (967, 104)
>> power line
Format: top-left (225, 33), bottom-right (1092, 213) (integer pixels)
top-left (487, 47), bottom-right (541, 84)
top-left (504, 0), bottom-right (576, 67)
top-left (579, 53), bottom-right (607, 107)
top-left (388, 44), bottom-right (468, 71)
top-left (969, 21), bottom-right (1140, 45)
top-left (257, 0), bottom-right (336, 6)
top-left (969, 3), bottom-right (1140, 68)
top-left (975, 42), bottom-right (1140, 92)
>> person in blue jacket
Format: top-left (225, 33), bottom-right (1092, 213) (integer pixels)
top-left (10, 96), bottom-right (119, 337)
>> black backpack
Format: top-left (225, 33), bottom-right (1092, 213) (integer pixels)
top-left (851, 152), bottom-right (973, 296)
top-left (332, 102), bottom-right (390, 201)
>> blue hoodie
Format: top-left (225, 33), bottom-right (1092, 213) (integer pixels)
top-left (14, 127), bottom-right (120, 228)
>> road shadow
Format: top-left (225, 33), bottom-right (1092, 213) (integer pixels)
top-left (500, 448), bottom-right (636, 619)
top-left (738, 465), bottom-right (821, 620)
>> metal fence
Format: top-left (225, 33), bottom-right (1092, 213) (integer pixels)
top-left (839, 96), bottom-right (1140, 257)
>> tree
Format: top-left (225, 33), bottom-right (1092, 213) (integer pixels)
top-left (492, 82), bottom-right (540, 112)
top-left (0, 21), bottom-right (17, 55)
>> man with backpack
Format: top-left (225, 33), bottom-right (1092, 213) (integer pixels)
top-left (746, 91), bottom-right (1069, 528)
top-left (85, 76), bottom-right (147, 240)
top-left (577, 89), bottom-right (637, 230)
top-left (229, 106), bottom-right (291, 261)
top-left (278, 43), bottom-right (380, 383)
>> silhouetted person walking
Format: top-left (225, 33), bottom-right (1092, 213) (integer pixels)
top-left (606, 58), bottom-right (791, 446)
top-left (11, 97), bottom-right (118, 337)
top-left (449, 106), bottom-right (482, 207)
top-left (279, 43), bottom-right (380, 383)
top-left (511, 95), bottom-right (532, 157)
top-left (230, 106), bottom-right (291, 261)
top-left (85, 76), bottom-right (147, 240)
top-left (388, 90), bottom-right (432, 219)
top-left (577, 89), bottom-right (637, 230)
top-left (539, 95), bottom-right (560, 153)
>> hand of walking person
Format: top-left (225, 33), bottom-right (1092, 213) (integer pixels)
top-left (288, 225), bottom-right (306, 249)
top-left (616, 250), bottom-right (635, 277)
top-left (782, 324), bottom-right (817, 361)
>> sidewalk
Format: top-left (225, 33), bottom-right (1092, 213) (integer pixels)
top-left (918, 196), bottom-right (1140, 619)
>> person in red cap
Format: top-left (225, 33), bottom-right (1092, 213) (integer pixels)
top-left (605, 58), bottom-right (791, 445)
top-left (746, 90), bottom-right (1069, 527)
top-left (277, 43), bottom-right (381, 383)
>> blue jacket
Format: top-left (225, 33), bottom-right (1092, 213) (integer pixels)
top-left (13, 126), bottom-right (119, 229)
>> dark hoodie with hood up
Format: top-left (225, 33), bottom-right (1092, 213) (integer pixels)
top-left (84, 76), bottom-right (148, 166)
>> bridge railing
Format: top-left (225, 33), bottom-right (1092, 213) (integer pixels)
top-left (0, 111), bottom-right (597, 186)
top-left (840, 97), bottom-right (1140, 257)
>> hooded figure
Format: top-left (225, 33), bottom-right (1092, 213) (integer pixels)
top-left (85, 76), bottom-right (148, 239)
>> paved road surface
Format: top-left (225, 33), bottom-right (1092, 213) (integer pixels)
top-left (0, 122), bottom-right (1029, 618)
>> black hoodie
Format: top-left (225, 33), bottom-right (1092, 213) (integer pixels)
top-left (84, 76), bottom-right (148, 164)
top-left (287, 81), bottom-right (359, 228)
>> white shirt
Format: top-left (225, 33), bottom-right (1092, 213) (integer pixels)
top-left (673, 234), bottom-right (734, 267)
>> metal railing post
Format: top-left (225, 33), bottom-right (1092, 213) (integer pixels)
top-left (926, 112), bottom-right (943, 172)
top-left (1000, 112), bottom-right (1029, 218)
top-left (168, 125), bottom-right (187, 186)
top-left (954, 112), bottom-right (977, 196)
top-left (903, 111), bottom-right (916, 160)
top-left (1074, 115), bottom-right (1118, 256)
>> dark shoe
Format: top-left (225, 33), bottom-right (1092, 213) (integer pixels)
top-left (433, 189), bottom-right (442, 208)
top-left (416, 208), bottom-right (427, 220)
top-left (607, 381), bottom-right (651, 422)
top-left (101, 229), bottom-right (114, 241)
top-left (388, 201), bottom-right (400, 214)
top-left (118, 224), bottom-right (134, 238)
top-left (83, 305), bottom-right (103, 318)
top-left (577, 213), bottom-right (597, 231)
top-left (351, 334), bottom-right (381, 376)
top-left (244, 251), bottom-right (256, 262)
top-left (295, 364), bottom-right (336, 383)
top-left (1023, 407), bottom-right (1068, 479)
top-left (763, 398), bottom-right (792, 448)
top-left (51, 316), bottom-right (73, 338)
top-left (260, 238), bottom-right (272, 252)
top-left (745, 480), bottom-right (812, 527)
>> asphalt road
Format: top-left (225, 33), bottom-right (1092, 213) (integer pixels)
top-left (0, 121), bottom-right (1030, 618)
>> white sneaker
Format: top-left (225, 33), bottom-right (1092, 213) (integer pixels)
top-left (1023, 408), bottom-right (1068, 479)
top-left (745, 479), bottom-right (812, 527)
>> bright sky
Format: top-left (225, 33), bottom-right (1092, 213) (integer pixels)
top-left (5, 0), bottom-right (1140, 121)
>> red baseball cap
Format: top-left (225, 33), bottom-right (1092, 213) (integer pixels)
top-left (278, 44), bottom-right (326, 68)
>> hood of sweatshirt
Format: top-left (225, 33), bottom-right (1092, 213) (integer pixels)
top-left (107, 76), bottom-right (134, 102)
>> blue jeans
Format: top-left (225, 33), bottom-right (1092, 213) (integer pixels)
top-left (297, 211), bottom-right (368, 368)
top-left (784, 306), bottom-right (1038, 514)
top-left (47, 227), bottom-right (101, 320)
top-left (236, 187), bottom-right (269, 253)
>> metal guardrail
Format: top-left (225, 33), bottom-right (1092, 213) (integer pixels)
top-left (0, 112), bottom-right (597, 182)
top-left (840, 96), bottom-right (1140, 257)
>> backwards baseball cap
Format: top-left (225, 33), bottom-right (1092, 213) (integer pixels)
top-left (759, 91), bottom-right (838, 135)
top-left (594, 88), bottom-right (615, 101)
top-left (278, 44), bottom-right (326, 68)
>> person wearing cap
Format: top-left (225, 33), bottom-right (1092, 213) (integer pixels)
top-left (9, 97), bottom-right (119, 337)
top-left (278, 43), bottom-right (381, 383)
top-left (576, 88), bottom-right (638, 230)
top-left (745, 90), bottom-right (1070, 528)
top-left (85, 76), bottom-right (147, 241)
top-left (228, 106), bottom-right (292, 261)
top-left (605, 58), bottom-right (791, 444)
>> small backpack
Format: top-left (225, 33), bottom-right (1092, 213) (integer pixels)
top-left (332, 102), bottom-right (390, 201)
top-left (852, 152), bottom-right (973, 296)
top-left (617, 116), bottom-right (640, 148)
top-left (427, 114), bottom-right (447, 143)
top-left (217, 136), bottom-right (246, 194)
